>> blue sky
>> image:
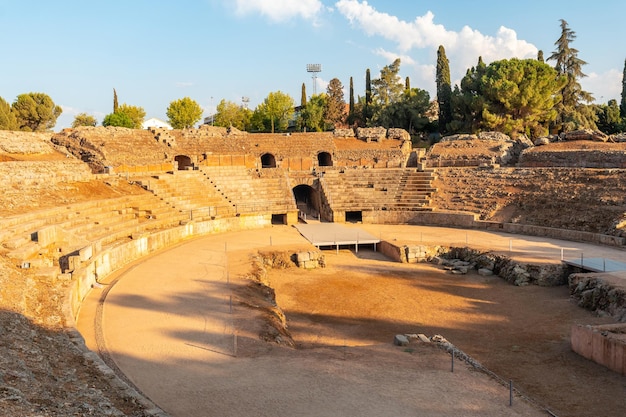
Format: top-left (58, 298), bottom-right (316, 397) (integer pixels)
top-left (1, 0), bottom-right (624, 130)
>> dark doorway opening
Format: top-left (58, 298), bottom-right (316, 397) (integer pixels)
top-left (317, 151), bottom-right (333, 167)
top-left (175, 155), bottom-right (193, 170)
top-left (261, 153), bottom-right (277, 168)
top-left (345, 211), bottom-right (363, 223)
top-left (293, 184), bottom-right (319, 221)
top-left (271, 213), bottom-right (287, 225)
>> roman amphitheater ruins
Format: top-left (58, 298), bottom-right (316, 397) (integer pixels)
top-left (1, 125), bottom-right (626, 416)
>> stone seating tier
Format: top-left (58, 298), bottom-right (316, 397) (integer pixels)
top-left (321, 169), bottom-right (436, 212)
top-left (200, 166), bottom-right (297, 214)
top-left (0, 194), bottom-right (190, 265)
top-left (137, 171), bottom-right (237, 220)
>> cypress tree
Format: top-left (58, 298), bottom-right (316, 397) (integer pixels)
top-left (301, 83), bottom-right (307, 107)
top-left (537, 50), bottom-right (544, 63)
top-left (349, 76), bottom-right (354, 116)
top-left (620, 59), bottom-right (626, 118)
top-left (113, 88), bottom-right (119, 113)
top-left (436, 45), bottom-right (452, 134)
top-left (365, 68), bottom-right (372, 123)
top-left (405, 76), bottom-right (410, 92)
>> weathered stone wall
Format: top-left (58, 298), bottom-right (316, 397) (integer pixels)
top-left (67, 214), bottom-right (272, 319)
top-left (53, 127), bottom-right (412, 172)
top-left (520, 148), bottom-right (626, 168)
top-left (0, 160), bottom-right (92, 184)
top-left (569, 273), bottom-right (626, 321)
top-left (497, 223), bottom-right (626, 246)
top-left (52, 127), bottom-right (168, 172)
top-left (571, 324), bottom-right (626, 375)
top-left (294, 251), bottom-right (325, 269)
top-left (425, 132), bottom-right (532, 167)
top-left (0, 131), bottom-right (58, 155)
top-left (379, 241), bottom-right (567, 286)
top-left (432, 167), bottom-right (626, 236)
top-left (363, 210), bottom-right (478, 228)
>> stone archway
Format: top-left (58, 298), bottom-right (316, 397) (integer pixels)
top-left (175, 155), bottom-right (193, 170)
top-left (293, 184), bottom-right (319, 221)
top-left (317, 151), bottom-right (333, 167)
top-left (261, 153), bottom-right (276, 168)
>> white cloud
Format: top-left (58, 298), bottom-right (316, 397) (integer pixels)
top-left (582, 69), bottom-right (622, 103)
top-left (372, 48), bottom-right (435, 93)
top-left (316, 77), bottom-right (328, 94)
top-left (60, 105), bottom-right (82, 117)
top-left (56, 106), bottom-right (106, 129)
top-left (373, 48), bottom-right (415, 67)
top-left (60, 105), bottom-right (105, 119)
top-left (335, 0), bottom-right (538, 90)
top-left (233, 0), bottom-right (324, 23)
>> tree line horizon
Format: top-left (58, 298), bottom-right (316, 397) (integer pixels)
top-left (1, 20), bottom-right (625, 140)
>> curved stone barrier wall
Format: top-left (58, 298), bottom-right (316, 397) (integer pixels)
top-left (65, 214), bottom-right (271, 323)
top-left (370, 210), bottom-right (625, 247)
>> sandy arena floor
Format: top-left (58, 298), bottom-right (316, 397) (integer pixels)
top-left (77, 225), bottom-right (626, 417)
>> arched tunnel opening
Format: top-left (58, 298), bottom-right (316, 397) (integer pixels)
top-left (293, 184), bottom-right (320, 222)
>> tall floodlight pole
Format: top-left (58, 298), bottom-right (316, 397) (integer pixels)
top-left (306, 64), bottom-right (322, 96)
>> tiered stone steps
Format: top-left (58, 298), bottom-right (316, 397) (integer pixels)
top-left (200, 166), bottom-right (297, 214)
top-left (0, 194), bottom-right (187, 267)
top-left (137, 171), bottom-right (236, 219)
top-left (320, 168), bottom-right (436, 212)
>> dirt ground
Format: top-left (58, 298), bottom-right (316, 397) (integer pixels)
top-left (268, 249), bottom-right (626, 417)
top-left (81, 226), bottom-right (626, 417)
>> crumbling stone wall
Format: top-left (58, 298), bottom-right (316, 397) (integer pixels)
top-left (520, 147), bottom-right (626, 168)
top-left (425, 132), bottom-right (532, 167)
top-left (0, 131), bottom-right (57, 155)
top-left (379, 242), bottom-right (567, 286)
top-left (432, 167), bottom-right (626, 236)
top-left (569, 273), bottom-right (626, 321)
top-left (53, 127), bottom-right (412, 172)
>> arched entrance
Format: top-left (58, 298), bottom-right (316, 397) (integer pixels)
top-left (317, 151), bottom-right (333, 167)
top-left (261, 153), bottom-right (276, 168)
top-left (175, 155), bottom-right (193, 170)
top-left (293, 184), bottom-right (319, 221)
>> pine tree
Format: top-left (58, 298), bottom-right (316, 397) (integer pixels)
top-left (620, 59), bottom-right (626, 118)
top-left (436, 45), bottom-right (452, 134)
top-left (301, 83), bottom-right (307, 107)
top-left (371, 58), bottom-right (403, 106)
top-left (548, 19), bottom-right (596, 132)
top-left (449, 57), bottom-right (487, 133)
top-left (113, 88), bottom-right (119, 113)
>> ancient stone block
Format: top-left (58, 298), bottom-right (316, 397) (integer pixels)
top-left (356, 127), bottom-right (386, 142)
top-left (333, 128), bottom-right (355, 137)
top-left (417, 334), bottom-right (430, 343)
top-left (79, 245), bottom-right (93, 262)
top-left (393, 334), bottom-right (409, 346)
top-left (296, 252), bottom-right (310, 263)
top-left (387, 128), bottom-right (410, 141)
